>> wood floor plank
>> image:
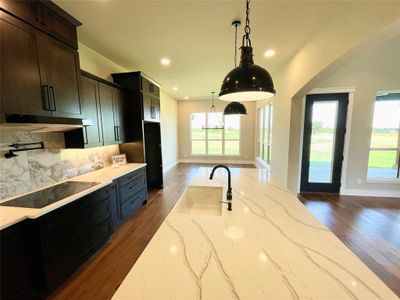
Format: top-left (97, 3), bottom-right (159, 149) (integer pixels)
top-left (299, 192), bottom-right (400, 297)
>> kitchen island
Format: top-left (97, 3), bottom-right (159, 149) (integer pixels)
top-left (113, 168), bottom-right (398, 300)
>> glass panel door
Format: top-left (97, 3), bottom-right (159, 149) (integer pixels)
top-left (308, 101), bottom-right (338, 183)
top-left (301, 93), bottom-right (349, 193)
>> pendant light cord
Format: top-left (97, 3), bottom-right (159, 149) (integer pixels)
top-left (243, 0), bottom-right (251, 47)
top-left (234, 24), bottom-right (238, 67)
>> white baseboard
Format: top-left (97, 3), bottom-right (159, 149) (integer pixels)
top-left (163, 160), bottom-right (178, 173)
top-left (340, 188), bottom-right (400, 198)
top-left (178, 158), bottom-right (255, 165)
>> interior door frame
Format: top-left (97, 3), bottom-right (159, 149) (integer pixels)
top-left (300, 93), bottom-right (349, 193)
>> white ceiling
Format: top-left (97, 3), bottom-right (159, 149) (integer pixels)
top-left (55, 0), bottom-right (368, 100)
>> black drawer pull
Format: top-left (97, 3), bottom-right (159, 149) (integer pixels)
top-left (42, 85), bottom-right (51, 111)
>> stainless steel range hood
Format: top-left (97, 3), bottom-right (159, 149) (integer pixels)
top-left (0, 114), bottom-right (84, 133)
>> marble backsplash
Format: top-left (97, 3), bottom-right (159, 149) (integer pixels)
top-left (0, 131), bottom-right (119, 199)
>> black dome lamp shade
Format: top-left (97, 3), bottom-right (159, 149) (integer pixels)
top-left (223, 20), bottom-right (247, 117)
top-left (219, 0), bottom-right (276, 102)
top-left (224, 102), bottom-right (247, 116)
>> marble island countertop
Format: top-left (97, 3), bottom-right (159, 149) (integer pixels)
top-left (0, 163), bottom-right (146, 230)
top-left (113, 168), bottom-right (398, 300)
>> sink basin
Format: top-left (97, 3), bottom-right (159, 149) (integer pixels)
top-left (173, 186), bottom-right (223, 216)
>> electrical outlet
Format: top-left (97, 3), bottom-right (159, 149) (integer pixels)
top-left (356, 178), bottom-right (362, 184)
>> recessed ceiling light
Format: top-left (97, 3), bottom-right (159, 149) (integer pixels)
top-left (264, 49), bottom-right (275, 58)
top-left (184, 96), bottom-right (189, 100)
top-left (172, 87), bottom-right (178, 91)
top-left (161, 58), bottom-right (170, 66)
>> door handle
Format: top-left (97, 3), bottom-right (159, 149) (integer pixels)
top-left (49, 86), bottom-right (56, 111)
top-left (117, 126), bottom-right (122, 141)
top-left (42, 85), bottom-right (50, 111)
top-left (83, 127), bottom-right (88, 145)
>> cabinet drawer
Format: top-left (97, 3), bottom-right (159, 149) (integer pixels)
top-left (39, 198), bottom-right (111, 251)
top-left (141, 77), bottom-right (159, 97)
top-left (119, 175), bottom-right (146, 204)
top-left (38, 186), bottom-right (110, 233)
top-left (118, 167), bottom-right (145, 187)
top-left (121, 188), bottom-right (147, 220)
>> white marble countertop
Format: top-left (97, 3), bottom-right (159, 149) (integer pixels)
top-left (113, 168), bottom-right (398, 300)
top-left (0, 163), bottom-right (146, 230)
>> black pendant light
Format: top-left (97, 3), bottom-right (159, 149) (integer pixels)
top-left (202, 92), bottom-right (224, 129)
top-left (224, 101), bottom-right (247, 116)
top-left (219, 0), bottom-right (276, 102)
top-left (223, 20), bottom-right (247, 116)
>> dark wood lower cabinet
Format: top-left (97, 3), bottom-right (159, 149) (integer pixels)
top-left (109, 167), bottom-right (148, 230)
top-left (0, 221), bottom-right (41, 300)
top-left (0, 168), bottom-right (148, 300)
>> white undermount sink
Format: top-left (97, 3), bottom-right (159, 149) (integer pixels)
top-left (173, 186), bottom-right (224, 216)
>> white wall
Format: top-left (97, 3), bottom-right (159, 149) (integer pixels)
top-left (311, 35), bottom-right (400, 196)
top-left (255, 4), bottom-right (400, 191)
top-left (78, 42), bottom-right (128, 80)
top-left (178, 100), bottom-right (256, 164)
top-left (160, 91), bottom-right (179, 172)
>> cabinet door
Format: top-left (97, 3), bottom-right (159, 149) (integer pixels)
top-left (0, 0), bottom-right (39, 26)
top-left (112, 87), bottom-right (125, 143)
top-left (152, 97), bottom-right (160, 121)
top-left (81, 76), bottom-right (103, 147)
top-left (109, 182), bottom-right (122, 231)
top-left (0, 13), bottom-right (50, 116)
top-left (39, 3), bottom-right (78, 49)
top-left (0, 221), bottom-right (40, 300)
top-left (98, 83), bottom-right (117, 145)
top-left (38, 34), bottom-right (81, 118)
top-left (141, 76), bottom-right (159, 98)
top-left (142, 93), bottom-right (152, 121)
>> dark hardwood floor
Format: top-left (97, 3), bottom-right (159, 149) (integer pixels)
top-left (299, 193), bottom-right (400, 297)
top-left (49, 164), bottom-right (399, 299)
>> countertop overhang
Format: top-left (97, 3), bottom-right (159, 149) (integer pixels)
top-left (113, 167), bottom-right (398, 300)
top-left (0, 163), bottom-right (146, 230)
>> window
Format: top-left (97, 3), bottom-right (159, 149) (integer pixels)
top-left (190, 113), bottom-right (240, 155)
top-left (257, 102), bottom-right (273, 164)
top-left (367, 92), bottom-right (400, 179)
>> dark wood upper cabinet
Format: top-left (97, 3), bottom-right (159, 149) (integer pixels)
top-left (98, 82), bottom-right (116, 145)
top-left (65, 75), bottom-right (102, 148)
top-left (112, 72), bottom-right (163, 189)
top-left (65, 72), bottom-right (127, 148)
top-left (0, 12), bottom-right (50, 116)
top-left (0, 3), bottom-right (82, 119)
top-left (112, 87), bottom-right (126, 142)
top-left (80, 76), bottom-right (103, 147)
top-left (39, 2), bottom-right (78, 49)
top-left (0, 0), bottom-right (80, 49)
top-left (38, 34), bottom-right (81, 118)
top-left (112, 72), bottom-right (161, 123)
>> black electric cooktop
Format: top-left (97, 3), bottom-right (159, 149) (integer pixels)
top-left (0, 181), bottom-right (99, 209)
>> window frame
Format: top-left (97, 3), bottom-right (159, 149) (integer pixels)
top-left (190, 112), bottom-right (241, 156)
top-left (367, 91), bottom-right (400, 181)
top-left (257, 102), bottom-right (273, 165)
